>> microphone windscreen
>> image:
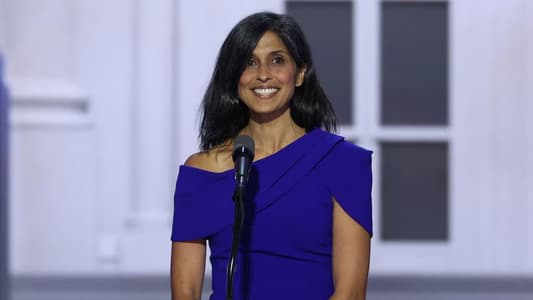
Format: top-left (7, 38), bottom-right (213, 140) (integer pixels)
top-left (233, 135), bottom-right (255, 158)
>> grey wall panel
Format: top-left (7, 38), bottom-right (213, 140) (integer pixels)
top-left (287, 1), bottom-right (354, 125)
top-left (381, 2), bottom-right (448, 125)
top-left (380, 142), bottom-right (449, 240)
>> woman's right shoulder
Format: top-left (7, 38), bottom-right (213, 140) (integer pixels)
top-left (184, 152), bottom-right (208, 168)
top-left (184, 148), bottom-right (233, 173)
top-left (184, 152), bottom-right (217, 171)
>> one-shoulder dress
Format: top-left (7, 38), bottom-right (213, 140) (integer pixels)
top-left (171, 128), bottom-right (372, 300)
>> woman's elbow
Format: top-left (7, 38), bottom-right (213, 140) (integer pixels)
top-left (171, 285), bottom-right (202, 300)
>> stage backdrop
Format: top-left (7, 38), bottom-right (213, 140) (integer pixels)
top-left (1, 1), bottom-right (533, 297)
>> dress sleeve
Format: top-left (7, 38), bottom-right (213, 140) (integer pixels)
top-left (170, 166), bottom-right (234, 242)
top-left (171, 169), bottom-right (202, 242)
top-left (319, 141), bottom-right (373, 236)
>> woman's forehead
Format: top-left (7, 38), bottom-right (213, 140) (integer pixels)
top-left (251, 31), bottom-right (290, 55)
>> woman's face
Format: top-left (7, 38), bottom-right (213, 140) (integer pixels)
top-left (238, 31), bottom-right (305, 121)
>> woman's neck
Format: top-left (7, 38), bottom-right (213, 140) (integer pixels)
top-left (241, 110), bottom-right (306, 156)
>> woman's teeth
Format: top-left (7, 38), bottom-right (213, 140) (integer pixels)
top-left (254, 88), bottom-right (279, 95)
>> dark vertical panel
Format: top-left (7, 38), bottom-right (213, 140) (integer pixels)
top-left (286, 1), bottom-right (354, 125)
top-left (380, 142), bottom-right (448, 241)
top-left (0, 55), bottom-right (10, 300)
top-left (381, 2), bottom-right (448, 125)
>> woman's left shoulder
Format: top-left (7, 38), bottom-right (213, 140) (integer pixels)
top-left (336, 140), bottom-right (372, 157)
top-left (319, 130), bottom-right (373, 158)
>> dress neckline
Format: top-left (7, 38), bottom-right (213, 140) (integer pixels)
top-left (181, 128), bottom-right (321, 176)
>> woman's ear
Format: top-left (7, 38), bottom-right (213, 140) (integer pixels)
top-left (295, 65), bottom-right (307, 87)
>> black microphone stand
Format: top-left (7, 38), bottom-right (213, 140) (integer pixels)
top-left (226, 136), bottom-right (254, 300)
top-left (226, 184), bottom-right (245, 300)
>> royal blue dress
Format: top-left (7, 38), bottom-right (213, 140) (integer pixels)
top-left (171, 128), bottom-right (372, 300)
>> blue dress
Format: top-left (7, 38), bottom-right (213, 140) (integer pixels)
top-left (171, 128), bottom-right (372, 300)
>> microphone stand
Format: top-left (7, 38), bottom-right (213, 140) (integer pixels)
top-left (226, 135), bottom-right (254, 300)
top-left (226, 184), bottom-right (245, 300)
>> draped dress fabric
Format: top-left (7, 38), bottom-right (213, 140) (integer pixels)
top-left (171, 128), bottom-right (372, 300)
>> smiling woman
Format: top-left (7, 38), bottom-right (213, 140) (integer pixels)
top-left (238, 31), bottom-right (306, 123)
top-left (196, 12), bottom-right (335, 152)
top-left (170, 12), bottom-right (372, 300)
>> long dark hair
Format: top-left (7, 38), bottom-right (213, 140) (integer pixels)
top-left (199, 12), bottom-right (336, 150)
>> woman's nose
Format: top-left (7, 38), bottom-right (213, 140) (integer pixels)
top-left (257, 65), bottom-right (272, 82)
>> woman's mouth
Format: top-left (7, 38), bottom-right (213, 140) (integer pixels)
top-left (253, 87), bottom-right (279, 98)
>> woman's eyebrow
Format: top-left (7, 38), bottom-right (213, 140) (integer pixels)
top-left (252, 49), bottom-right (289, 56)
top-left (270, 50), bottom-right (290, 55)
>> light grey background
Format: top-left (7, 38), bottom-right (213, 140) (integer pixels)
top-left (0, 0), bottom-right (533, 299)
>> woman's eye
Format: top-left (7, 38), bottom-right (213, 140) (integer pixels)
top-left (246, 59), bottom-right (256, 66)
top-left (272, 57), bottom-right (285, 64)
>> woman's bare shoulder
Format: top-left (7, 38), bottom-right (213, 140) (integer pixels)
top-left (184, 147), bottom-right (233, 173)
top-left (184, 152), bottom-right (209, 168)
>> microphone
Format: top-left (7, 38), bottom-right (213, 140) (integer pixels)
top-left (232, 135), bottom-right (255, 186)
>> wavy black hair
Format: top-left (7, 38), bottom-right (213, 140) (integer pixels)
top-left (199, 11), bottom-right (336, 150)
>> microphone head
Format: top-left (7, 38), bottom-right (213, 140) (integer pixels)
top-left (233, 135), bottom-right (255, 161)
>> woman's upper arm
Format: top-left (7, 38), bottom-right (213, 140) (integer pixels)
top-left (331, 198), bottom-right (371, 300)
top-left (171, 240), bottom-right (206, 300)
top-left (171, 153), bottom-right (216, 299)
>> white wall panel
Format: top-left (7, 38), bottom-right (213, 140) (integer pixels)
top-left (4, 0), bottom-right (97, 274)
top-left (482, 0), bottom-right (529, 273)
top-left (526, 0), bottom-right (533, 273)
top-left (73, 0), bottom-right (135, 270)
top-left (5, 0), bottom-right (136, 273)
top-left (120, 0), bottom-right (176, 272)
top-left (10, 130), bottom-right (97, 273)
top-left (0, 0), bottom-right (7, 51)
top-left (449, 0), bottom-right (529, 274)
top-left (130, 0), bottom-right (176, 219)
top-left (3, 0), bottom-right (74, 78)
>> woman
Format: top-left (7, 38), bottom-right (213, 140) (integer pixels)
top-left (171, 12), bottom-right (372, 300)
